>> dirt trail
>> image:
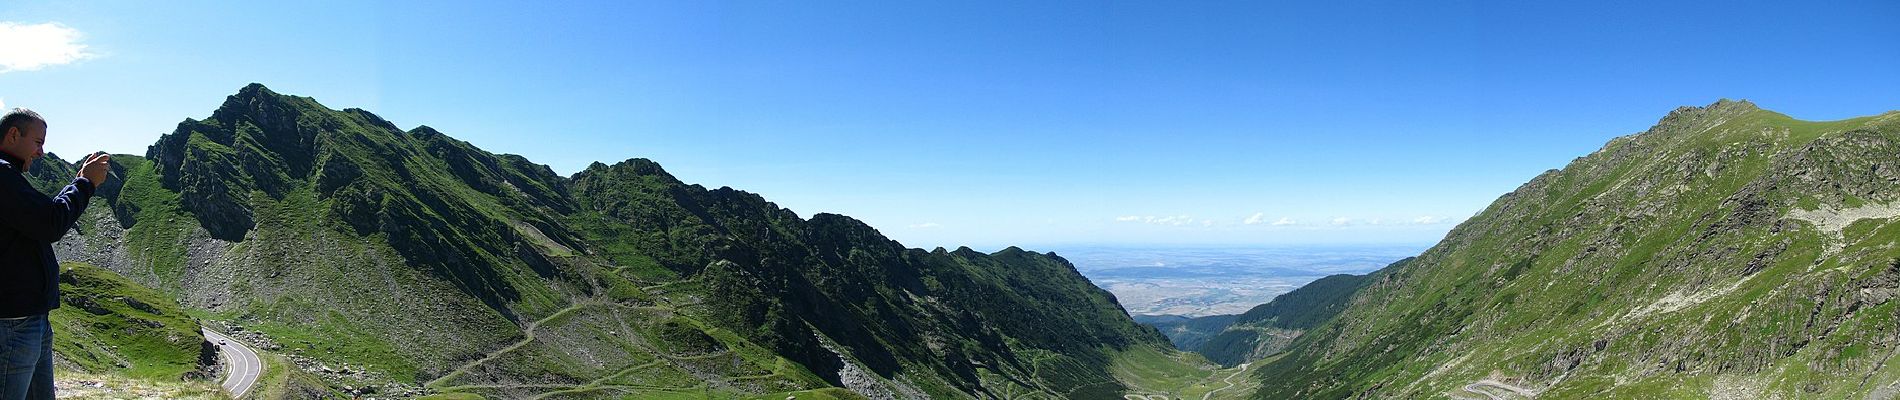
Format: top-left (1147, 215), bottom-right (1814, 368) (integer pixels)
top-left (427, 303), bottom-right (592, 388)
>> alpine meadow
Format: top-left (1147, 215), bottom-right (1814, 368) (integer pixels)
top-left (3, 2), bottom-right (1899, 399)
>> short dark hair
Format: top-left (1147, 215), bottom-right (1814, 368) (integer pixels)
top-left (0, 108), bottom-right (45, 136)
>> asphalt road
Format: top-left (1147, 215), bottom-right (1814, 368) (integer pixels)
top-left (1459, 379), bottom-right (1537, 400)
top-left (1202, 363), bottom-right (1250, 400)
top-left (203, 328), bottom-right (262, 399)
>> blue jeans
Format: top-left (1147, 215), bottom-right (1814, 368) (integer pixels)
top-left (0, 315), bottom-right (52, 400)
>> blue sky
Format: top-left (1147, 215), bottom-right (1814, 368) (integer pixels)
top-left (2, 1), bottom-right (1896, 249)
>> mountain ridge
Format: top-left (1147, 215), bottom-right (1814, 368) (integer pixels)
top-left (1236, 99), bottom-right (1900, 398)
top-left (40, 83), bottom-right (1204, 399)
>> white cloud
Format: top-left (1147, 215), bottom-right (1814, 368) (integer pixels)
top-left (0, 22), bottom-right (95, 73)
top-left (1330, 217), bottom-right (1354, 226)
top-left (0, 98), bottom-right (6, 110)
top-left (1271, 217), bottom-right (1297, 226)
top-left (1412, 215), bottom-right (1448, 225)
top-left (908, 222), bottom-right (941, 229)
top-left (1201, 220), bottom-right (1214, 227)
top-left (1115, 215), bottom-right (1198, 226)
top-left (1151, 215), bottom-right (1194, 226)
top-left (1243, 212), bottom-right (1266, 225)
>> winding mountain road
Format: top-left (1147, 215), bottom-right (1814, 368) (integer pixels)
top-left (1201, 363), bottom-right (1249, 400)
top-left (1118, 362), bottom-right (1251, 400)
top-left (1458, 379), bottom-right (1537, 400)
top-left (203, 328), bottom-right (262, 399)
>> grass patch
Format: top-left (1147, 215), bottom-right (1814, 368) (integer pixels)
top-left (50, 262), bottom-right (208, 381)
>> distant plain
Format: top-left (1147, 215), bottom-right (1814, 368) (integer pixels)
top-left (1055, 246), bottom-right (1422, 317)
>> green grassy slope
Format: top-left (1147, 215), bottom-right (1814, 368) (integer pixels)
top-left (1111, 345), bottom-right (1259, 399)
top-left (1248, 100), bottom-right (1900, 398)
top-left (50, 262), bottom-right (215, 381)
top-left (44, 83), bottom-right (1194, 399)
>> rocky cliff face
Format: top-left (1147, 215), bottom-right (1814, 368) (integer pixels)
top-left (1247, 101), bottom-right (1900, 398)
top-left (45, 84), bottom-right (1179, 399)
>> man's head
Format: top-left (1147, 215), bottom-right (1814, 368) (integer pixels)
top-left (0, 108), bottom-right (46, 168)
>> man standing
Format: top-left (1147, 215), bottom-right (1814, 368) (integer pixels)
top-left (0, 108), bottom-right (110, 400)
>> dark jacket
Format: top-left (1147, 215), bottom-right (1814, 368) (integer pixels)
top-left (0, 154), bottom-right (92, 318)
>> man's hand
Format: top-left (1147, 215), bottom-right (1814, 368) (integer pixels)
top-left (78, 152), bottom-right (110, 189)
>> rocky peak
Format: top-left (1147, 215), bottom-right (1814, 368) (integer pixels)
top-left (235, 82), bottom-right (274, 99)
top-left (343, 108), bottom-right (400, 132)
top-left (1706, 98), bottom-right (1759, 112)
top-left (212, 83), bottom-right (292, 121)
top-left (407, 125), bottom-right (446, 138)
top-left (626, 158), bottom-right (667, 175)
top-left (568, 157), bottom-right (690, 195)
top-left (1657, 98), bottom-right (1761, 128)
top-left (586, 158), bottom-right (677, 180)
top-left (806, 213), bottom-right (885, 241)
